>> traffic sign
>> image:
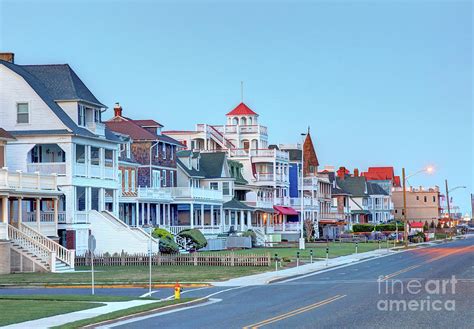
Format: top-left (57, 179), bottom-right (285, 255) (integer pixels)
top-left (88, 235), bottom-right (96, 253)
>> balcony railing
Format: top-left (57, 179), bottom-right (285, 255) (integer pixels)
top-left (243, 199), bottom-right (274, 209)
top-left (319, 213), bottom-right (349, 221)
top-left (86, 121), bottom-right (105, 136)
top-left (0, 168), bottom-right (57, 191)
top-left (137, 187), bottom-right (173, 201)
top-left (213, 124), bottom-right (268, 136)
top-left (27, 162), bottom-right (66, 175)
top-left (162, 187), bottom-right (223, 201)
top-left (290, 197), bottom-right (317, 207)
top-left (274, 197), bottom-right (290, 206)
top-left (228, 148), bottom-right (289, 161)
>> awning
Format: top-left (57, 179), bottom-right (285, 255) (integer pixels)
top-left (273, 206), bottom-right (299, 216)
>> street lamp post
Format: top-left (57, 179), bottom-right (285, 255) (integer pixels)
top-left (299, 132), bottom-right (306, 250)
top-left (402, 166), bottom-right (434, 247)
top-left (444, 182), bottom-right (467, 236)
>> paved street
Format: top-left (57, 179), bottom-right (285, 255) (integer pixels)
top-left (106, 237), bottom-right (474, 329)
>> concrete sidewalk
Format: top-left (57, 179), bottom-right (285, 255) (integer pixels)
top-left (3, 300), bottom-right (157, 329)
top-left (212, 248), bottom-right (398, 286)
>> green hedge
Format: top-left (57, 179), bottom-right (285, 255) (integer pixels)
top-left (178, 229), bottom-right (207, 250)
top-left (352, 223), bottom-right (404, 233)
top-left (242, 230), bottom-right (257, 247)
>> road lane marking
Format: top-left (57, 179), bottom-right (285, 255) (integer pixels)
top-left (242, 295), bottom-right (346, 329)
top-left (379, 244), bottom-right (474, 282)
top-left (101, 298), bottom-right (223, 328)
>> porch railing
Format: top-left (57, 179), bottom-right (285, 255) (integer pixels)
top-left (0, 168), bottom-right (57, 191)
top-left (27, 162), bottom-right (66, 175)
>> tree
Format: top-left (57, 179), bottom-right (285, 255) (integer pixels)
top-left (304, 219), bottom-right (314, 242)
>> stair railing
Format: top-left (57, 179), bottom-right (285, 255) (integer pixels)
top-left (19, 224), bottom-right (74, 269)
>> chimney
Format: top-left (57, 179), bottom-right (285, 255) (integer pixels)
top-left (354, 168), bottom-right (359, 177)
top-left (0, 52), bottom-right (14, 63)
top-left (114, 102), bottom-right (122, 117)
top-left (337, 166), bottom-right (346, 180)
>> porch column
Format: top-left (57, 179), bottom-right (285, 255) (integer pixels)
top-left (9, 199), bottom-right (14, 224)
top-left (156, 203), bottom-right (165, 226)
top-left (210, 205), bottom-right (214, 226)
top-left (190, 203), bottom-right (194, 228)
top-left (200, 204), bottom-right (204, 227)
top-left (247, 211), bottom-right (252, 228)
top-left (36, 198), bottom-right (41, 231)
top-left (219, 206), bottom-right (223, 229)
top-left (240, 211), bottom-right (244, 231)
top-left (1, 196), bottom-right (8, 223)
top-left (167, 204), bottom-right (171, 226)
top-left (17, 197), bottom-right (22, 226)
top-left (53, 198), bottom-right (59, 234)
top-left (147, 203), bottom-right (151, 225)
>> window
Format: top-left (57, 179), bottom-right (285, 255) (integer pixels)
top-left (433, 196), bottom-right (436, 202)
top-left (94, 109), bottom-right (101, 123)
top-left (162, 143), bottom-right (167, 159)
top-left (76, 145), bottom-right (85, 164)
top-left (210, 182), bottom-right (218, 190)
top-left (76, 186), bottom-right (86, 211)
top-left (222, 182), bottom-right (230, 195)
top-left (124, 170), bottom-right (129, 192)
top-left (104, 149), bottom-right (114, 167)
top-left (77, 104), bottom-right (85, 126)
top-left (170, 145), bottom-right (174, 160)
top-left (162, 170), bottom-right (167, 186)
top-left (118, 171), bottom-right (123, 190)
top-left (152, 170), bottom-right (161, 188)
top-left (126, 142), bottom-right (131, 158)
top-left (131, 170), bottom-right (136, 192)
top-left (91, 188), bottom-right (99, 211)
top-left (424, 196), bottom-right (427, 202)
top-left (91, 147), bottom-right (100, 165)
top-left (416, 196), bottom-right (419, 201)
top-left (17, 103), bottom-right (29, 124)
top-left (169, 171), bottom-right (174, 187)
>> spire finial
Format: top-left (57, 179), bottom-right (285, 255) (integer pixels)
top-left (307, 126), bottom-right (310, 134)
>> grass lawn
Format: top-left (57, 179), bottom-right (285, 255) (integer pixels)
top-left (53, 298), bottom-right (194, 329)
top-left (201, 242), bottom-right (382, 260)
top-left (0, 265), bottom-right (271, 285)
top-left (0, 242), bottom-right (382, 286)
top-left (0, 295), bottom-right (111, 326)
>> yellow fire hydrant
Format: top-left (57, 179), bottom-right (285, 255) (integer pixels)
top-left (174, 281), bottom-right (181, 300)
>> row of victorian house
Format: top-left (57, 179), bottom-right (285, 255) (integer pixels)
top-left (0, 53), bottom-right (443, 272)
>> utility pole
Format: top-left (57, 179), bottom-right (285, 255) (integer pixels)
top-left (402, 168), bottom-right (408, 247)
top-left (445, 179), bottom-right (451, 237)
top-left (299, 132), bottom-right (306, 250)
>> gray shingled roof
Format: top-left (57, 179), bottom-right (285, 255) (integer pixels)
top-left (21, 64), bottom-right (106, 107)
top-left (199, 152), bottom-right (226, 179)
top-left (0, 60), bottom-right (119, 142)
top-left (336, 177), bottom-right (368, 197)
top-left (223, 199), bottom-right (254, 211)
top-left (367, 182), bottom-right (389, 196)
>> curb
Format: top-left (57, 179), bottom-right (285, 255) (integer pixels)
top-left (82, 297), bottom-right (210, 328)
top-left (0, 283), bottom-right (211, 289)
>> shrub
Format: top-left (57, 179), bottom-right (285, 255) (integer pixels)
top-left (159, 236), bottom-right (179, 253)
top-left (152, 227), bottom-right (173, 240)
top-left (178, 229), bottom-right (207, 250)
top-left (353, 224), bottom-right (375, 232)
top-left (242, 230), bottom-right (257, 247)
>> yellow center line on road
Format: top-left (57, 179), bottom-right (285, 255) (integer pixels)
top-left (378, 244), bottom-right (474, 282)
top-left (242, 294), bottom-right (347, 329)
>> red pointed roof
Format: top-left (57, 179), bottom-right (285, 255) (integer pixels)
top-left (226, 102), bottom-right (258, 116)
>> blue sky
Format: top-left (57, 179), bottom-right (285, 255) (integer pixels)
top-left (1, 0), bottom-right (472, 213)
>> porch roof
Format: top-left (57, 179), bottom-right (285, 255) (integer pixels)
top-left (273, 206), bottom-right (298, 216)
top-left (223, 199), bottom-right (254, 211)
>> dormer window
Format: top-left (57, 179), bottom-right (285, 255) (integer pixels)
top-left (162, 143), bottom-right (166, 159)
top-left (94, 109), bottom-right (101, 123)
top-left (78, 104), bottom-right (85, 126)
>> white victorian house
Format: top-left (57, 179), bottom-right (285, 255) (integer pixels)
top-left (0, 54), bottom-right (154, 255)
